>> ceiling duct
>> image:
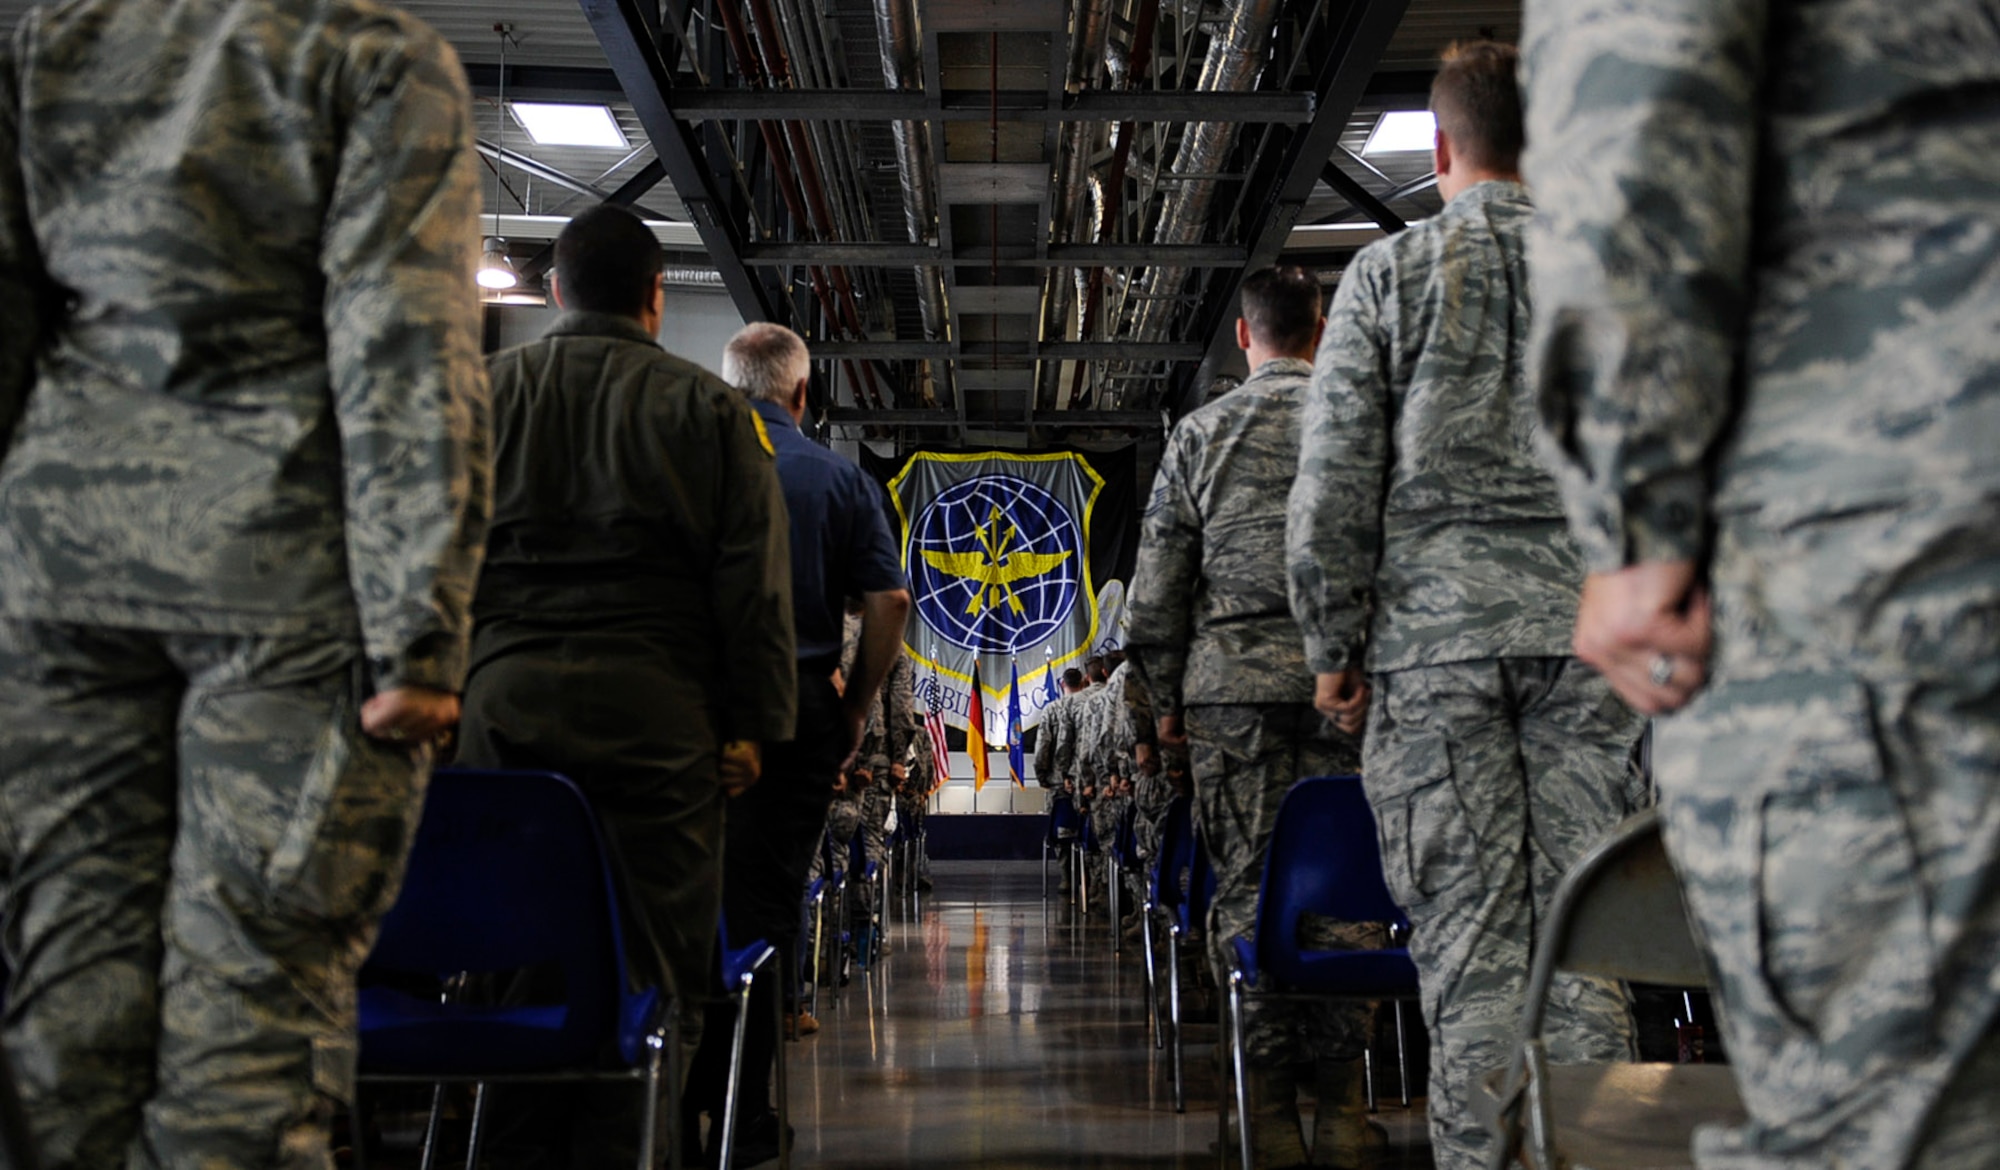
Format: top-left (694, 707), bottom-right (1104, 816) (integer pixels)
top-left (1035, 0), bottom-right (1114, 410)
top-left (873, 0), bottom-right (951, 353)
top-left (1117, 0), bottom-right (1284, 403)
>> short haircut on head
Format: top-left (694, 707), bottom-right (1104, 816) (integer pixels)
top-left (1430, 40), bottom-right (1523, 173)
top-left (1085, 656), bottom-right (1108, 683)
top-left (554, 204), bottom-right (664, 318)
top-left (1062, 667), bottom-right (1085, 691)
top-left (1238, 266), bottom-right (1323, 354)
top-left (723, 322), bottom-right (811, 404)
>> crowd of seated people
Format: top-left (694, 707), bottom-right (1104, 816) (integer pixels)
top-left (1, 2), bottom-right (1993, 1170)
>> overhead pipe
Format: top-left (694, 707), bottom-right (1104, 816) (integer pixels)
top-left (709, 0), bottom-right (878, 407)
top-left (874, 0), bottom-right (952, 367)
top-left (1065, 0), bottom-right (1159, 410)
top-left (1116, 0), bottom-right (1286, 404)
top-left (1033, 0), bottom-right (1115, 411)
top-left (741, 0), bottom-right (888, 410)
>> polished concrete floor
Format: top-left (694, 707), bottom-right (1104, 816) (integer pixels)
top-left (781, 861), bottom-right (1435, 1169)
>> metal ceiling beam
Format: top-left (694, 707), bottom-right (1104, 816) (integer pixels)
top-left (1167, 0), bottom-right (1414, 415)
top-left (1319, 157), bottom-right (1406, 233)
top-left (476, 141), bottom-right (616, 203)
top-left (743, 242), bottom-right (1245, 266)
top-left (670, 89), bottom-right (1315, 123)
top-left (579, 0), bottom-right (781, 322)
top-left (461, 64), bottom-right (1437, 106)
top-left (464, 63), bottom-right (629, 102)
top-left (823, 408), bottom-right (1165, 428)
top-left (518, 159), bottom-right (670, 282)
top-left (810, 340), bottom-right (1205, 359)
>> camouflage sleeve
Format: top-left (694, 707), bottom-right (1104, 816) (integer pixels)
top-left (1053, 697), bottom-right (1078, 777)
top-left (320, 29), bottom-right (491, 693)
top-left (1124, 430), bottom-right (1200, 716)
top-left (885, 650), bottom-right (916, 762)
top-left (1286, 252), bottom-right (1394, 674)
top-left (1033, 701), bottom-right (1059, 780)
top-left (1120, 667), bottom-right (1157, 748)
top-left (0, 49), bottom-right (41, 456)
top-left (709, 386), bottom-right (798, 743)
top-left (1520, 0), bottom-right (1764, 569)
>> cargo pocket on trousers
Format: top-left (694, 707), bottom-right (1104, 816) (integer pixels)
top-left (1751, 680), bottom-right (1937, 1108)
top-left (263, 660), bottom-right (428, 927)
top-left (1368, 733), bottom-right (1471, 909)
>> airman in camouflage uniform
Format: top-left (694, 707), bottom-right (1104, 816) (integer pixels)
top-left (0, 3), bottom-right (490, 1168)
top-left (1033, 668), bottom-right (1087, 790)
top-left (1130, 268), bottom-right (1379, 1168)
top-left (1078, 658), bottom-right (1132, 902)
top-left (1523, 4), bottom-right (2000, 1164)
top-left (1284, 44), bottom-right (1647, 1170)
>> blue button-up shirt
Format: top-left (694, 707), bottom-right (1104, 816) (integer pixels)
top-left (751, 399), bottom-right (904, 664)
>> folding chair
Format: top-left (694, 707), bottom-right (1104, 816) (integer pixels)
top-left (813, 830), bottom-right (851, 1005)
top-left (1154, 797), bottom-right (1214, 1115)
top-left (1481, 809), bottom-right (1744, 1170)
top-left (1043, 794), bottom-right (1081, 899)
top-left (1221, 776), bottom-right (1421, 1170)
top-left (354, 770), bottom-right (677, 1170)
top-left (1140, 796), bottom-right (1190, 1057)
top-left (715, 917), bottom-right (791, 1170)
top-left (847, 832), bottom-right (883, 971)
top-left (1109, 804), bottom-right (1141, 955)
top-left (800, 876), bottom-right (830, 1020)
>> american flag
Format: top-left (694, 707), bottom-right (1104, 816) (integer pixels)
top-left (922, 670), bottom-right (953, 794)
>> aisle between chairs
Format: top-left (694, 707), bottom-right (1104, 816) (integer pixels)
top-left (787, 861), bottom-right (1434, 1169)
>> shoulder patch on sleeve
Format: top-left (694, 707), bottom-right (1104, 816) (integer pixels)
top-left (750, 410), bottom-right (776, 457)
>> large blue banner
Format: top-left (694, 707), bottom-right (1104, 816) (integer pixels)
top-left (889, 450), bottom-right (1122, 744)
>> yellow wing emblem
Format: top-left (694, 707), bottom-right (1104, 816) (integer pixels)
top-left (920, 505), bottom-right (1073, 615)
top-left (749, 411), bottom-right (776, 457)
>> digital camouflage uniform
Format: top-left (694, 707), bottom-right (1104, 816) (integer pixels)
top-left (1285, 185), bottom-right (1647, 1170)
top-left (1523, 4), bottom-right (2000, 1165)
top-left (1076, 674), bottom-right (1129, 897)
top-left (855, 648), bottom-right (915, 873)
top-left (1128, 358), bottom-right (1377, 1080)
top-left (1032, 686), bottom-right (1082, 791)
top-left (1118, 666), bottom-right (1182, 876)
top-left (0, 4), bottom-right (490, 1168)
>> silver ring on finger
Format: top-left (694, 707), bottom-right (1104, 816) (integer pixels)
top-left (1648, 654), bottom-right (1676, 687)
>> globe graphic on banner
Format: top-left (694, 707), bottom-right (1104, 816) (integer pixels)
top-left (909, 474), bottom-right (1083, 654)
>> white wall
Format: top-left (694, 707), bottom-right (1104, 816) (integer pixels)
top-left (486, 287), bottom-right (746, 375)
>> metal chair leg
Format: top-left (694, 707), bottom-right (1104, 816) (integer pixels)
top-left (636, 1045), bottom-right (662, 1170)
top-left (1394, 999), bottom-right (1411, 1107)
top-left (717, 974), bottom-right (755, 1170)
top-left (462, 1082), bottom-right (490, 1170)
top-left (666, 1008), bottom-right (684, 1170)
top-left (1364, 1048), bottom-right (1378, 1113)
top-left (808, 892), bottom-right (824, 1020)
top-left (1228, 974), bottom-right (1252, 1170)
top-left (1141, 899), bottom-right (1161, 1050)
top-left (771, 961), bottom-right (791, 1170)
top-left (1167, 927), bottom-right (1185, 1114)
top-left (1109, 862), bottom-right (1121, 954)
top-left (418, 1083), bottom-right (446, 1170)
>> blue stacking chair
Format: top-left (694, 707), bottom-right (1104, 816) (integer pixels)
top-left (847, 831), bottom-right (884, 970)
top-left (800, 875), bottom-right (830, 1020)
top-left (354, 770), bottom-right (676, 1170)
top-left (1154, 798), bottom-right (1214, 1114)
top-left (1108, 804), bottom-right (1142, 955)
top-left (811, 830), bottom-right (851, 1006)
top-left (1220, 775), bottom-right (1421, 1170)
top-left (715, 916), bottom-right (791, 1170)
top-left (1042, 794), bottom-right (1081, 900)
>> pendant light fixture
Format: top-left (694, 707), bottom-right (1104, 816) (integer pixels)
top-left (475, 22), bottom-right (519, 292)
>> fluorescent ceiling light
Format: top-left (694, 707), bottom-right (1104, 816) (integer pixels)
top-left (510, 103), bottom-right (629, 149)
top-left (1361, 110), bottom-right (1436, 155)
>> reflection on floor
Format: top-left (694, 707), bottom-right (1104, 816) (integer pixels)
top-left (786, 861), bottom-right (1434, 1169)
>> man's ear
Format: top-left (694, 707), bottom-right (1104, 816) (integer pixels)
top-left (549, 273), bottom-right (567, 310)
top-left (1433, 126), bottom-right (1454, 180)
top-left (1310, 316), bottom-right (1327, 353)
top-left (791, 374), bottom-right (810, 413)
top-left (648, 278), bottom-right (666, 319)
top-left (1235, 318), bottom-right (1253, 353)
